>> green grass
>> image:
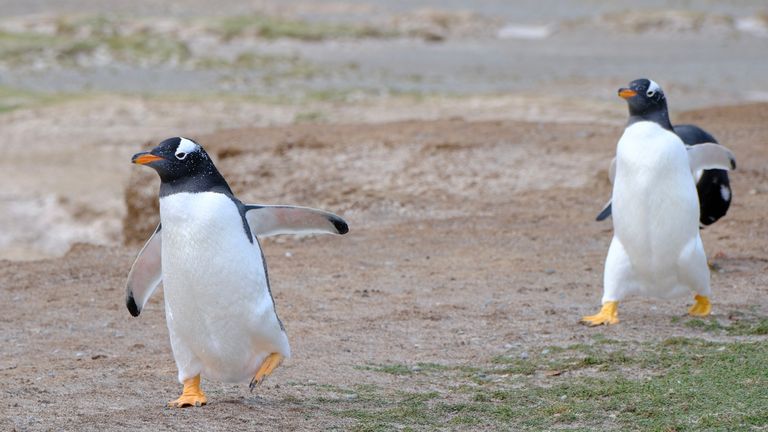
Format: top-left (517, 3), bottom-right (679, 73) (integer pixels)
top-left (211, 15), bottom-right (396, 42)
top-left (0, 86), bottom-right (86, 113)
top-left (293, 110), bottom-right (327, 123)
top-left (0, 17), bottom-right (190, 68)
top-left (0, 31), bottom-right (61, 65)
top-left (318, 338), bottom-right (768, 430)
top-left (0, 13), bottom-right (397, 77)
top-left (682, 314), bottom-right (768, 335)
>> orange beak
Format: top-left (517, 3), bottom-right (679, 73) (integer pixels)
top-left (618, 88), bottom-right (637, 100)
top-left (132, 153), bottom-right (164, 165)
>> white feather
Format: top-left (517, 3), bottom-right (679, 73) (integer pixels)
top-left (159, 192), bottom-right (290, 384)
top-left (176, 137), bottom-right (199, 156)
top-left (604, 121), bottom-right (710, 301)
top-left (647, 79), bottom-right (661, 95)
top-left (720, 185), bottom-right (731, 201)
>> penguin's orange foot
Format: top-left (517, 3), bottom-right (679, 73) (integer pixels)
top-left (168, 375), bottom-right (207, 408)
top-left (581, 301), bottom-right (619, 326)
top-left (250, 353), bottom-right (284, 391)
top-left (688, 294), bottom-right (711, 317)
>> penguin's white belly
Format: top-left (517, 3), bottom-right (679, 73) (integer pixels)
top-left (159, 192), bottom-right (289, 383)
top-left (612, 122), bottom-right (701, 297)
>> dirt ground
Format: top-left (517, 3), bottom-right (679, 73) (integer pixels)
top-left (1, 103), bottom-right (767, 430)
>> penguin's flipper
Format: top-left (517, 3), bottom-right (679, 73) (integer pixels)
top-left (687, 143), bottom-right (736, 172)
top-left (608, 157), bottom-right (616, 184)
top-left (596, 201), bottom-right (612, 221)
top-left (595, 157), bottom-right (616, 221)
top-left (244, 205), bottom-right (349, 237)
top-left (125, 224), bottom-right (162, 317)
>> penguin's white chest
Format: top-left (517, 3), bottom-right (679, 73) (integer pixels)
top-left (612, 122), bottom-right (701, 291)
top-left (158, 192), bottom-right (288, 383)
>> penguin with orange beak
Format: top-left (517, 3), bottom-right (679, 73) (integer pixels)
top-left (126, 137), bottom-right (348, 406)
top-left (583, 79), bottom-right (735, 326)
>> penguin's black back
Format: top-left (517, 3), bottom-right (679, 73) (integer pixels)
top-left (673, 124), bottom-right (731, 226)
top-left (674, 124), bottom-right (717, 145)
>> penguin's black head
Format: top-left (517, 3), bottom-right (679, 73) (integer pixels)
top-left (132, 137), bottom-right (232, 195)
top-left (132, 137), bottom-right (214, 183)
top-left (619, 78), bottom-right (668, 122)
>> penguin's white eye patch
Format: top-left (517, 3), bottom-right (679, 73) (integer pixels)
top-left (176, 137), bottom-right (199, 158)
top-left (646, 80), bottom-right (661, 98)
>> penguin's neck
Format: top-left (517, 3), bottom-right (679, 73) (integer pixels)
top-left (627, 108), bottom-right (673, 131)
top-left (159, 169), bottom-right (233, 197)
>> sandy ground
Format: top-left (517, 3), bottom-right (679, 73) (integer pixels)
top-left (1, 102), bottom-right (766, 430)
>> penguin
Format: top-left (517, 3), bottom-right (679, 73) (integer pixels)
top-left (596, 118), bottom-right (733, 227)
top-left (582, 79), bottom-right (735, 326)
top-left (125, 137), bottom-right (349, 407)
top-left (674, 125), bottom-right (732, 226)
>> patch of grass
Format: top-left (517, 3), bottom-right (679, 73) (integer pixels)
top-left (355, 362), bottom-right (468, 377)
top-left (211, 15), bottom-right (396, 42)
top-left (0, 16), bottom-right (189, 68)
top-left (680, 314), bottom-right (768, 335)
top-left (0, 86), bottom-right (86, 113)
top-left (194, 51), bottom-right (305, 71)
top-left (0, 31), bottom-right (60, 65)
top-left (334, 338), bottom-right (767, 430)
top-left (356, 363), bottom-right (414, 376)
top-left (726, 317), bottom-right (768, 336)
top-left (490, 342), bottom-right (640, 376)
top-left (293, 110), bottom-right (327, 123)
top-left (100, 33), bottom-right (191, 64)
top-left (685, 317), bottom-right (725, 332)
top-left (338, 390), bottom-right (442, 431)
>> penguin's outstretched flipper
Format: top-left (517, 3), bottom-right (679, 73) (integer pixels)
top-left (125, 224), bottom-right (163, 317)
top-left (686, 143), bottom-right (736, 172)
top-left (595, 145), bottom-right (735, 221)
top-left (245, 205), bottom-right (349, 237)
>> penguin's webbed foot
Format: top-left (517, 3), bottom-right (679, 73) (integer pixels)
top-left (168, 374), bottom-right (207, 408)
top-left (250, 353), bottom-right (284, 392)
top-left (688, 294), bottom-right (711, 317)
top-left (581, 301), bottom-right (619, 326)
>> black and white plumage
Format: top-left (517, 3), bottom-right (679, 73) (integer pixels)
top-left (596, 103), bottom-right (734, 228)
top-left (674, 124), bottom-right (732, 226)
top-left (582, 79), bottom-right (736, 326)
top-left (126, 137), bottom-right (348, 405)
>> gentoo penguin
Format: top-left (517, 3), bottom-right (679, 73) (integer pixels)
top-left (126, 137), bottom-right (349, 406)
top-left (674, 125), bottom-right (732, 226)
top-left (582, 79), bottom-right (735, 326)
top-left (596, 123), bottom-right (733, 227)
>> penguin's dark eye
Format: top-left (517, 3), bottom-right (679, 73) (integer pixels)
top-left (646, 90), bottom-right (656, 97)
top-left (175, 152), bottom-right (187, 160)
